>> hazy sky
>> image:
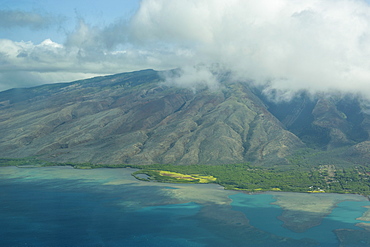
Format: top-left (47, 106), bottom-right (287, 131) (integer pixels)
top-left (2, 0), bottom-right (370, 99)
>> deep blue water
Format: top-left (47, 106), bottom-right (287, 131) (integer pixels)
top-left (1, 167), bottom-right (370, 247)
top-left (0, 177), bottom-right (206, 246)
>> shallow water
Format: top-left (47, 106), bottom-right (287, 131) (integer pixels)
top-left (0, 166), bottom-right (370, 246)
top-left (230, 193), bottom-right (370, 246)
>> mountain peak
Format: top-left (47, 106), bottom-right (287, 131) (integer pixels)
top-left (0, 70), bottom-right (369, 167)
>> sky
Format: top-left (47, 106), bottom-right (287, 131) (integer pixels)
top-left (2, 0), bottom-right (370, 100)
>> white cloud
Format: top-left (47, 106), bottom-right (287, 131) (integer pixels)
top-left (0, 38), bottom-right (107, 89)
top-left (161, 65), bottom-right (221, 92)
top-left (2, 0), bottom-right (370, 99)
top-left (131, 0), bottom-right (370, 99)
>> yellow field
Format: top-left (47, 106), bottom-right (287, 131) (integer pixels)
top-left (232, 187), bottom-right (281, 192)
top-left (158, 171), bottom-right (217, 183)
top-left (271, 188), bottom-right (281, 191)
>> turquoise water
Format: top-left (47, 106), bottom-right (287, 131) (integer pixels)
top-left (0, 167), bottom-right (370, 246)
top-left (230, 194), bottom-right (370, 246)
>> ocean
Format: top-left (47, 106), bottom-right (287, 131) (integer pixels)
top-left (0, 166), bottom-right (369, 247)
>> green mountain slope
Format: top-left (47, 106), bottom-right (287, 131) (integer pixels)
top-left (1, 69), bottom-right (370, 167)
top-left (0, 69), bottom-right (305, 165)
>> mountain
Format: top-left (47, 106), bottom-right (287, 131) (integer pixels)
top-left (262, 91), bottom-right (370, 166)
top-left (0, 69), bottom-right (369, 167)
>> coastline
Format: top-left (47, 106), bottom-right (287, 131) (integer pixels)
top-left (1, 157), bottom-right (370, 199)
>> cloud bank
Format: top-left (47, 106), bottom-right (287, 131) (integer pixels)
top-left (131, 0), bottom-right (370, 98)
top-left (2, 0), bottom-right (370, 99)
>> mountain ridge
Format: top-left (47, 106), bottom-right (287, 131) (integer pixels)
top-left (1, 69), bottom-right (369, 167)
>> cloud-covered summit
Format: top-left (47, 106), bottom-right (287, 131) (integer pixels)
top-left (131, 0), bottom-right (370, 98)
top-left (2, 0), bottom-right (370, 99)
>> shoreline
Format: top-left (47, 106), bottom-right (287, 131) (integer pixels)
top-left (5, 164), bottom-right (370, 200)
top-left (1, 158), bottom-right (370, 199)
